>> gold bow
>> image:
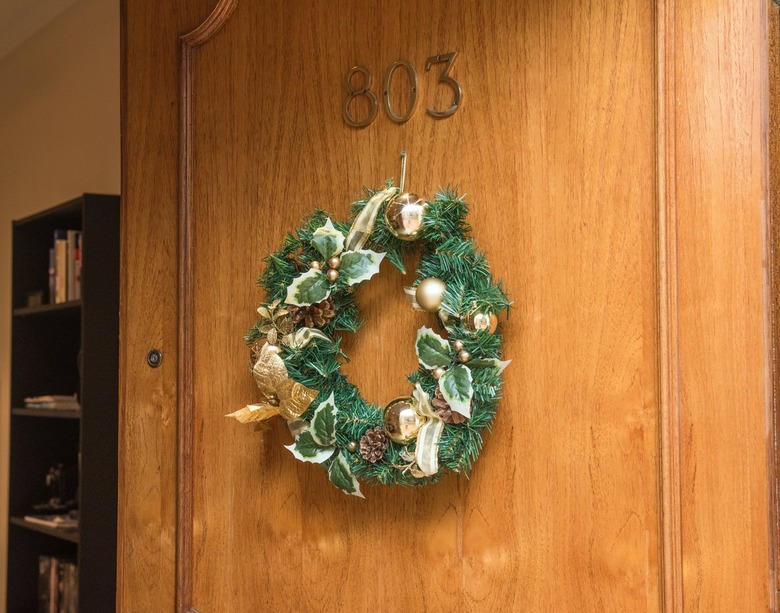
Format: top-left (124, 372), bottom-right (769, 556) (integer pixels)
top-left (227, 343), bottom-right (318, 424)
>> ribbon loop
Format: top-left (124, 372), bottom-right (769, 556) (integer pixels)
top-left (412, 383), bottom-right (444, 476)
top-left (283, 327), bottom-right (330, 349)
top-left (344, 186), bottom-right (397, 252)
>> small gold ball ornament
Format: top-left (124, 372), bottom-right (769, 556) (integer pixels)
top-left (346, 441), bottom-right (358, 452)
top-left (383, 396), bottom-right (426, 443)
top-left (327, 269), bottom-right (339, 282)
top-left (310, 261), bottom-right (322, 270)
top-left (453, 340), bottom-right (464, 351)
top-left (384, 193), bottom-right (427, 241)
top-left (457, 350), bottom-right (471, 363)
top-left (466, 311), bottom-right (498, 334)
top-left (328, 256), bottom-right (341, 269)
top-left (415, 277), bottom-right (447, 313)
top-left (432, 367), bottom-right (446, 380)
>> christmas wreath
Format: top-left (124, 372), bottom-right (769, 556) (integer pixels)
top-left (229, 158), bottom-right (511, 497)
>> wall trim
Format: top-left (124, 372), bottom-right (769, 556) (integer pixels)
top-left (656, 0), bottom-right (684, 610)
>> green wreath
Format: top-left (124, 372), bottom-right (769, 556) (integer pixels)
top-left (229, 172), bottom-right (511, 497)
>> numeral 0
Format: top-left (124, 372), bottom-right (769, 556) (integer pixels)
top-left (343, 51), bottom-right (462, 128)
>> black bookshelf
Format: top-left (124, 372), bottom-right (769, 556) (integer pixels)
top-left (6, 194), bottom-right (119, 613)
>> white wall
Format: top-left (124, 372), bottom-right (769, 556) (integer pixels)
top-left (0, 0), bottom-right (119, 607)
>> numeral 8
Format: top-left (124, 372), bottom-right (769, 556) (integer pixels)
top-left (343, 66), bottom-right (379, 128)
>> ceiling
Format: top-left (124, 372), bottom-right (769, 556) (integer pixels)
top-left (0, 0), bottom-right (79, 61)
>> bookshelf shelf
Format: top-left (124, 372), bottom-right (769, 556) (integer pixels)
top-left (11, 408), bottom-right (82, 419)
top-left (9, 517), bottom-right (79, 544)
top-left (7, 194), bottom-right (119, 613)
top-left (13, 300), bottom-right (81, 317)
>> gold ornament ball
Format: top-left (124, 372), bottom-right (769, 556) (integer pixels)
top-left (384, 193), bottom-right (427, 241)
top-left (346, 441), bottom-right (358, 452)
top-left (458, 350), bottom-right (471, 363)
top-left (327, 269), bottom-right (340, 282)
top-left (467, 311), bottom-right (498, 334)
top-left (310, 260), bottom-right (322, 270)
top-left (453, 339), bottom-right (464, 351)
top-left (383, 396), bottom-right (426, 443)
top-left (328, 256), bottom-right (341, 269)
top-left (415, 277), bottom-right (447, 313)
top-left (432, 366), bottom-right (446, 380)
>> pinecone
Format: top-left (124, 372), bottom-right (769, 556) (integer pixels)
top-left (432, 387), bottom-right (467, 424)
top-left (287, 296), bottom-right (336, 328)
top-left (359, 426), bottom-right (388, 463)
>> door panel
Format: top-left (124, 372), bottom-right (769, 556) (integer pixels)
top-left (185, 2), bottom-right (659, 610)
top-left (120, 0), bottom-right (774, 611)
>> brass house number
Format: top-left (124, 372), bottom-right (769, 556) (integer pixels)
top-left (343, 51), bottom-right (462, 128)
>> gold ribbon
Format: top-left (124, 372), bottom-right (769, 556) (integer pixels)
top-left (412, 384), bottom-right (444, 476)
top-left (403, 286), bottom-right (425, 311)
top-left (344, 186), bottom-right (397, 252)
top-left (227, 343), bottom-right (318, 424)
top-left (282, 327), bottom-right (330, 349)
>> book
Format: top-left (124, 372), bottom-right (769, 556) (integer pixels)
top-left (38, 557), bottom-right (78, 613)
top-left (38, 556), bottom-right (55, 613)
top-left (24, 514), bottom-right (79, 529)
top-left (48, 248), bottom-right (56, 304)
top-left (60, 561), bottom-right (78, 613)
top-left (24, 394), bottom-right (80, 410)
top-left (66, 230), bottom-right (79, 301)
top-left (53, 230), bottom-right (68, 304)
top-left (73, 232), bottom-right (82, 300)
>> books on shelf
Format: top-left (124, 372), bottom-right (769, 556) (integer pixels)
top-left (50, 229), bottom-right (82, 304)
top-left (38, 556), bottom-right (78, 613)
top-left (23, 395), bottom-right (80, 411)
top-left (24, 514), bottom-right (79, 529)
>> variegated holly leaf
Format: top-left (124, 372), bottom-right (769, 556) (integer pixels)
top-left (416, 326), bottom-right (451, 369)
top-left (312, 218), bottom-right (345, 260)
top-left (328, 452), bottom-right (364, 498)
top-left (439, 364), bottom-right (473, 418)
top-left (284, 430), bottom-right (335, 464)
top-left (310, 392), bottom-right (338, 447)
top-left (339, 249), bottom-right (385, 286)
top-left (285, 268), bottom-right (331, 306)
top-left (464, 358), bottom-right (512, 374)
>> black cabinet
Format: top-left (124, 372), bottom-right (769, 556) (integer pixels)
top-left (7, 194), bottom-right (119, 613)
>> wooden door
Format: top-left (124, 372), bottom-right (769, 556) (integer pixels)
top-left (119, 1), bottom-right (776, 611)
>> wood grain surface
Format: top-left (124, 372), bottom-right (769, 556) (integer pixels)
top-left (118, 0), bottom-right (776, 611)
top-left (185, 1), bottom-right (660, 610)
top-left (769, 0), bottom-right (780, 602)
top-left (673, 1), bottom-right (773, 610)
top-left (119, 1), bottom-right (212, 611)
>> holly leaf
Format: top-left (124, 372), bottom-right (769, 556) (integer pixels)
top-left (284, 431), bottom-right (335, 464)
top-left (465, 358), bottom-right (512, 374)
top-left (339, 249), bottom-right (385, 285)
top-left (416, 326), bottom-right (451, 369)
top-left (285, 268), bottom-right (330, 306)
top-left (328, 452), bottom-right (364, 498)
top-left (312, 218), bottom-right (345, 260)
top-left (310, 392), bottom-right (338, 447)
top-left (439, 364), bottom-right (473, 418)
